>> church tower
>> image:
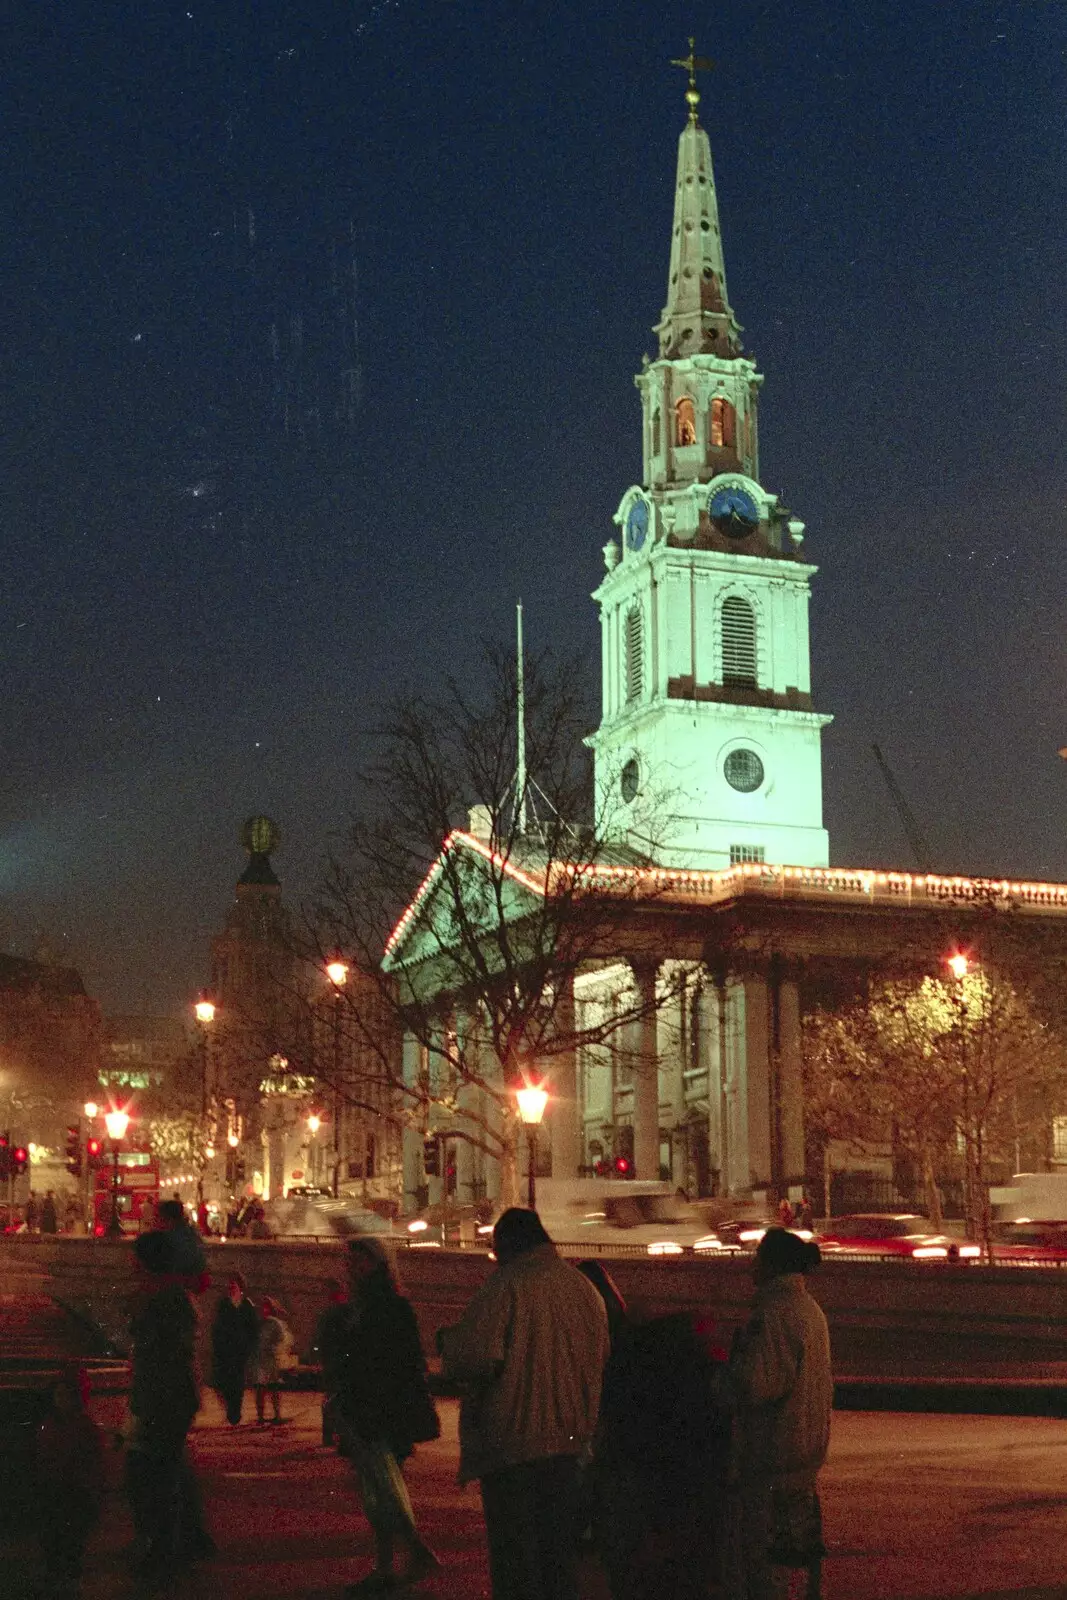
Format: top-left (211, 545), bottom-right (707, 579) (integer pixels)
top-left (589, 52), bottom-right (831, 870)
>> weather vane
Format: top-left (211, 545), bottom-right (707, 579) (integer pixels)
top-left (671, 37), bottom-right (714, 123)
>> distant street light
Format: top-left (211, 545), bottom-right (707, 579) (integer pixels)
top-left (516, 1081), bottom-right (549, 1209)
top-left (83, 1101), bottom-right (98, 1119)
top-left (104, 1107), bottom-right (130, 1238)
top-left (193, 994), bottom-right (216, 1209)
top-left (947, 953), bottom-right (970, 980)
top-left (326, 959), bottom-right (348, 1197)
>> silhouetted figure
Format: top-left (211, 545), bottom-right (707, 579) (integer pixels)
top-left (724, 1227), bottom-right (831, 1600)
top-left (440, 1208), bottom-right (609, 1600)
top-left (336, 1238), bottom-right (440, 1594)
top-left (251, 1296), bottom-right (293, 1423)
top-left (40, 1190), bottom-right (58, 1234)
top-left (314, 1277), bottom-right (349, 1447)
top-left (211, 1273), bottom-right (260, 1425)
top-left (36, 1366), bottom-right (103, 1593)
top-left (125, 1229), bottom-right (214, 1579)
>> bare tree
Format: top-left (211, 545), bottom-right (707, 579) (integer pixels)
top-left (303, 643), bottom-right (688, 1207)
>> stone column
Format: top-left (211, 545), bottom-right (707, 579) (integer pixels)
top-left (401, 1031), bottom-right (423, 1213)
top-left (742, 975), bottom-right (773, 1194)
top-left (630, 960), bottom-right (660, 1180)
top-left (549, 975), bottom-right (581, 1183)
top-left (701, 980), bottom-right (724, 1195)
top-left (776, 976), bottom-right (806, 1191)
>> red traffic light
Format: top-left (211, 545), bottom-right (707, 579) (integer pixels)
top-left (613, 1156), bottom-right (632, 1176)
top-left (12, 1147), bottom-right (28, 1175)
top-left (86, 1137), bottom-right (102, 1164)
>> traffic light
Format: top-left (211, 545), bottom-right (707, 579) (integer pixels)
top-left (423, 1135), bottom-right (440, 1177)
top-left (613, 1155), bottom-right (633, 1178)
top-left (86, 1137), bottom-right (102, 1169)
top-left (12, 1147), bottom-right (28, 1177)
top-left (65, 1124), bottom-right (82, 1177)
top-left (0, 1132), bottom-right (9, 1182)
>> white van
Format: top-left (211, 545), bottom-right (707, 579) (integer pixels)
top-left (531, 1178), bottom-right (723, 1256)
top-left (990, 1172), bottom-right (1067, 1221)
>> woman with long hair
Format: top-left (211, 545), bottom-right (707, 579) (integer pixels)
top-left (338, 1237), bottom-right (440, 1594)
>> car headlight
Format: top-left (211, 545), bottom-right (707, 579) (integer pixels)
top-left (911, 1245), bottom-right (948, 1259)
top-left (957, 1244), bottom-right (981, 1258)
top-left (693, 1235), bottom-right (725, 1252)
top-left (407, 1219), bottom-right (429, 1233)
top-left (738, 1228), bottom-right (767, 1243)
top-left (647, 1240), bottom-right (684, 1256)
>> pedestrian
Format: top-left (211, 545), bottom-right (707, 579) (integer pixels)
top-left (40, 1189), bottom-right (59, 1234)
top-left (336, 1238), bottom-right (440, 1594)
top-left (155, 1197), bottom-right (210, 1289)
top-left (210, 1273), bottom-right (260, 1425)
top-left (777, 1196), bottom-right (794, 1228)
top-left (251, 1295), bottom-right (294, 1424)
top-left (65, 1193), bottom-right (83, 1234)
top-left (36, 1365), bottom-right (104, 1595)
top-left (25, 1190), bottom-right (40, 1231)
top-left (125, 1228), bottom-right (214, 1580)
top-left (314, 1276), bottom-right (350, 1448)
top-left (439, 1207), bottom-right (610, 1600)
top-left (797, 1195), bottom-right (814, 1233)
top-left (723, 1227), bottom-right (831, 1600)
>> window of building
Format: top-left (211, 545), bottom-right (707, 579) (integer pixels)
top-left (625, 607), bottom-right (644, 703)
top-left (1053, 1116), bottom-right (1067, 1162)
top-left (652, 409), bottom-right (661, 455)
top-left (675, 396), bottom-right (697, 447)
top-left (724, 748), bottom-right (765, 793)
top-left (620, 757), bottom-right (640, 804)
top-left (710, 396), bottom-right (736, 449)
top-left (729, 844), bottom-right (766, 865)
top-left (721, 595), bottom-right (757, 685)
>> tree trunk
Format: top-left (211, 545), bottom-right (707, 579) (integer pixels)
top-left (497, 1128), bottom-right (520, 1210)
top-left (921, 1145), bottom-right (943, 1229)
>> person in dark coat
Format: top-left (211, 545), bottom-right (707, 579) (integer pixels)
top-left (125, 1229), bottom-right (214, 1579)
top-left (211, 1273), bottom-right (260, 1425)
top-left (36, 1365), bottom-right (104, 1593)
top-left (337, 1237), bottom-right (440, 1595)
top-left (40, 1190), bottom-right (58, 1234)
top-left (314, 1277), bottom-right (349, 1448)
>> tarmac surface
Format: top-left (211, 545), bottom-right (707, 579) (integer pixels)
top-left (5, 1390), bottom-right (1067, 1599)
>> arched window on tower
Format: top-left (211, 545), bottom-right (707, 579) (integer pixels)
top-left (675, 396), bottom-right (697, 447)
top-left (710, 396), bottom-right (736, 449)
top-left (625, 607), bottom-right (644, 704)
top-left (721, 596), bottom-right (757, 687)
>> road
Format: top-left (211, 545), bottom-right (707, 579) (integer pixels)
top-left (5, 1389), bottom-right (1067, 1599)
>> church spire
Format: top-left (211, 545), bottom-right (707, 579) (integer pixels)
top-left (655, 40), bottom-right (741, 362)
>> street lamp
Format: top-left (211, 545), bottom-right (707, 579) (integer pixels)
top-left (193, 994), bottom-right (216, 1210)
top-left (326, 959), bottom-right (348, 1197)
top-left (516, 1082), bottom-right (549, 1210)
top-left (947, 952), bottom-right (970, 980)
top-left (307, 1112), bottom-right (321, 1189)
top-left (83, 1101), bottom-right (98, 1119)
top-left (103, 1107), bottom-right (130, 1238)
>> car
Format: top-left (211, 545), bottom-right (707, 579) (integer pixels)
top-left (404, 1201), bottom-right (495, 1248)
top-left (817, 1213), bottom-right (980, 1261)
top-left (261, 1196), bottom-right (395, 1240)
top-left (704, 1216), bottom-right (815, 1252)
top-left (538, 1188), bottom-right (720, 1256)
top-left (987, 1220), bottom-right (1067, 1264)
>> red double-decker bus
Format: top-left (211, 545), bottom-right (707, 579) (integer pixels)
top-left (92, 1144), bottom-right (161, 1235)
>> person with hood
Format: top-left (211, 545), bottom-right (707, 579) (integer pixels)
top-left (210, 1273), bottom-right (260, 1425)
top-left (336, 1237), bottom-right (440, 1594)
top-left (724, 1227), bottom-right (832, 1600)
top-left (251, 1296), bottom-right (294, 1424)
top-left (439, 1208), bottom-right (610, 1600)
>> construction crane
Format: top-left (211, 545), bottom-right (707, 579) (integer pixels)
top-left (871, 742), bottom-right (933, 872)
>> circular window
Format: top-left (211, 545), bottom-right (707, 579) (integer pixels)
top-left (620, 758), bottom-right (640, 804)
top-left (724, 748), bottom-right (764, 793)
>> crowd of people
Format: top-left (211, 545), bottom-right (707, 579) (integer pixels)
top-left (31, 1203), bottom-right (831, 1600)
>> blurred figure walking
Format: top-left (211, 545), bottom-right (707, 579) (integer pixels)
top-left (251, 1296), bottom-right (294, 1424)
top-left (314, 1276), bottom-right (349, 1448)
top-left (337, 1238), bottom-right (440, 1594)
top-left (440, 1208), bottom-right (609, 1600)
top-left (724, 1228), bottom-right (831, 1600)
top-left (211, 1273), bottom-right (260, 1425)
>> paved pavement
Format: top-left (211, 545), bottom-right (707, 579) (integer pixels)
top-left (6, 1392), bottom-right (1067, 1598)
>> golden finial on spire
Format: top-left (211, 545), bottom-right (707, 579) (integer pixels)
top-left (670, 37), bottom-right (714, 123)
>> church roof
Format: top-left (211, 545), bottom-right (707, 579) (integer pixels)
top-left (383, 829), bottom-right (1067, 971)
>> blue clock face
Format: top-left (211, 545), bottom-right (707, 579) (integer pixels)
top-left (626, 498), bottom-right (649, 552)
top-left (709, 484), bottom-right (759, 537)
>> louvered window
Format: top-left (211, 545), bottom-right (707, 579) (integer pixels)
top-left (625, 607), bottom-right (644, 704)
top-left (711, 396), bottom-right (736, 449)
top-left (722, 596), bottom-right (757, 686)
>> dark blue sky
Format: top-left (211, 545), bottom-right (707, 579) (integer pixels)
top-left (2, 0), bottom-right (1065, 1013)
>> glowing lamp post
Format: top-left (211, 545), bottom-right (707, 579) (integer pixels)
top-left (104, 1107), bottom-right (130, 1238)
top-left (516, 1082), bottom-right (549, 1210)
top-left (326, 960), bottom-right (347, 1197)
top-left (193, 995), bottom-right (216, 1209)
top-left (947, 953), bottom-right (970, 980)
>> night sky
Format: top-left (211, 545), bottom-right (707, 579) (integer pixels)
top-left (2, 1), bottom-right (1065, 1015)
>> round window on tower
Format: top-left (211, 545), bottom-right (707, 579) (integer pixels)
top-left (724, 748), bottom-right (764, 794)
top-left (620, 758), bottom-right (640, 805)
